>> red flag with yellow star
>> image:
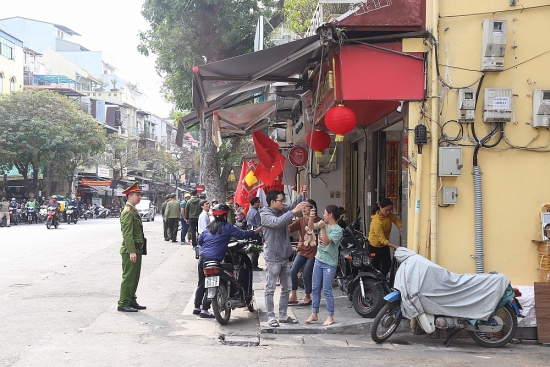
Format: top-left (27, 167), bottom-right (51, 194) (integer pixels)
top-left (234, 160), bottom-right (263, 213)
top-left (252, 131), bottom-right (286, 186)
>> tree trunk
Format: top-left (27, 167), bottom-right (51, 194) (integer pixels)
top-left (31, 163), bottom-right (40, 197)
top-left (200, 117), bottom-right (223, 202)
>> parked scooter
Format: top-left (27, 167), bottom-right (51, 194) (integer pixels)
top-left (370, 248), bottom-right (522, 348)
top-left (92, 204), bottom-right (109, 219)
top-left (203, 238), bottom-right (258, 325)
top-left (336, 210), bottom-right (393, 318)
top-left (108, 205), bottom-right (121, 218)
top-left (45, 206), bottom-right (59, 229)
top-left (9, 207), bottom-right (19, 225)
top-left (66, 205), bottom-right (78, 224)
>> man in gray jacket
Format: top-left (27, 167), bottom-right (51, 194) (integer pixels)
top-left (260, 190), bottom-right (306, 327)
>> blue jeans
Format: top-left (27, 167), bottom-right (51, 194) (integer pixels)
top-left (291, 254), bottom-right (315, 295)
top-left (311, 259), bottom-right (337, 316)
top-left (180, 218), bottom-right (189, 242)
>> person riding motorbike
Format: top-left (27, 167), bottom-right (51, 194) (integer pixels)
top-left (67, 197), bottom-right (79, 221)
top-left (9, 198), bottom-right (19, 225)
top-left (47, 195), bottom-right (60, 224)
top-left (26, 197), bottom-right (38, 223)
top-left (193, 204), bottom-right (262, 318)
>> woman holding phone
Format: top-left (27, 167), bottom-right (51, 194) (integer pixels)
top-left (304, 204), bottom-right (345, 326)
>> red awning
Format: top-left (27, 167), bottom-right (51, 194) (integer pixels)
top-left (330, 42), bottom-right (425, 126)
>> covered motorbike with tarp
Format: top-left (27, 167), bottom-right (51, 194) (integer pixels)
top-left (371, 248), bottom-right (522, 348)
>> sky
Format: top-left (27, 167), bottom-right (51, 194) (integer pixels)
top-left (1, 0), bottom-right (174, 117)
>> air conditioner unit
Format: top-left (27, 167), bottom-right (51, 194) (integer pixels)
top-left (483, 88), bottom-right (512, 122)
top-left (532, 90), bottom-right (550, 128)
top-left (481, 19), bottom-right (507, 71)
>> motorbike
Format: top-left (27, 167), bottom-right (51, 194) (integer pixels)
top-left (26, 207), bottom-right (38, 224)
top-left (370, 248), bottom-right (522, 348)
top-left (45, 206), bottom-right (59, 229)
top-left (336, 211), bottom-right (392, 318)
top-left (93, 205), bottom-right (109, 219)
top-left (79, 205), bottom-right (92, 220)
top-left (203, 239), bottom-right (258, 325)
top-left (108, 205), bottom-right (121, 218)
top-left (9, 207), bottom-right (19, 225)
top-left (66, 205), bottom-right (78, 224)
top-left (39, 205), bottom-right (48, 223)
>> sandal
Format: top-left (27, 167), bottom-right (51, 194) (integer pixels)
top-left (288, 300), bottom-right (299, 304)
top-left (298, 299), bottom-right (312, 306)
top-left (268, 319), bottom-right (280, 327)
top-left (279, 316), bottom-right (298, 324)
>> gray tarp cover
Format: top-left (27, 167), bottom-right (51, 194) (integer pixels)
top-left (393, 248), bottom-right (510, 321)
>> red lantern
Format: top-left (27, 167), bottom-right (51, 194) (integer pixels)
top-left (325, 104), bottom-right (357, 142)
top-left (306, 129), bottom-right (331, 157)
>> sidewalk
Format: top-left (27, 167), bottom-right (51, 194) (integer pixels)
top-left (252, 257), bottom-right (409, 335)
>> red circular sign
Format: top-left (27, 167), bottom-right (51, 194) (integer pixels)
top-left (196, 184), bottom-right (205, 193)
top-left (288, 146), bottom-right (309, 167)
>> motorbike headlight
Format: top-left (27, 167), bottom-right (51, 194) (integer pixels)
top-left (362, 254), bottom-right (372, 267)
top-left (352, 256), bottom-right (362, 267)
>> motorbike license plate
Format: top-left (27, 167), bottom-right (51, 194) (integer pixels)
top-left (205, 276), bottom-right (219, 288)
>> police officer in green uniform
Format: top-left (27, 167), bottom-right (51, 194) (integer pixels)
top-left (118, 182), bottom-right (147, 312)
top-left (162, 193), bottom-right (170, 241)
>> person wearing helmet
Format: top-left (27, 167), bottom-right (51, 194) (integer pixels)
top-left (192, 203), bottom-right (262, 318)
top-left (47, 195), bottom-right (60, 224)
top-left (8, 198), bottom-right (19, 225)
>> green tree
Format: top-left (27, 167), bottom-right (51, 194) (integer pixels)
top-left (283, 0), bottom-right (353, 35)
top-left (0, 89), bottom-right (106, 197)
top-left (139, 0), bottom-right (282, 201)
top-left (101, 135), bottom-right (140, 180)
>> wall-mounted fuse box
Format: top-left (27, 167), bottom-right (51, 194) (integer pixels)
top-left (481, 19), bottom-right (507, 71)
top-left (442, 187), bottom-right (458, 205)
top-left (483, 88), bottom-right (512, 122)
top-left (457, 88), bottom-right (476, 123)
top-left (439, 147), bottom-right (462, 176)
top-left (533, 90), bottom-right (550, 128)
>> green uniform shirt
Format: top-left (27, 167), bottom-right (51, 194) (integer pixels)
top-left (164, 199), bottom-right (181, 219)
top-left (185, 197), bottom-right (202, 219)
top-left (120, 203), bottom-right (145, 254)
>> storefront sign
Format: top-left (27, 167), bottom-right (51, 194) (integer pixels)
top-left (288, 146), bottom-right (309, 167)
top-left (82, 178), bottom-right (112, 187)
top-left (97, 165), bottom-right (110, 178)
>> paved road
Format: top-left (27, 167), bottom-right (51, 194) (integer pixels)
top-left (1, 216), bottom-right (549, 366)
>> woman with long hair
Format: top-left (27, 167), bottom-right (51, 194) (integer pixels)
top-left (193, 204), bottom-right (262, 318)
top-left (287, 199), bottom-right (322, 306)
top-left (367, 198), bottom-right (402, 277)
top-left (304, 205), bottom-right (345, 326)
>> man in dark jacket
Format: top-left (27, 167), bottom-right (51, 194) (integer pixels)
top-left (185, 190), bottom-right (202, 249)
top-left (164, 193), bottom-right (181, 242)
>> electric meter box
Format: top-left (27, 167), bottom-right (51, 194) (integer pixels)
top-left (439, 147), bottom-right (462, 176)
top-left (483, 88), bottom-right (512, 122)
top-left (481, 19), bottom-right (507, 71)
top-left (442, 187), bottom-right (458, 205)
top-left (533, 90), bottom-right (550, 128)
top-left (458, 88), bottom-right (476, 122)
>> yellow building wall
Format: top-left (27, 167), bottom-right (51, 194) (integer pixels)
top-left (408, 0), bottom-right (550, 285)
top-left (0, 43), bottom-right (24, 94)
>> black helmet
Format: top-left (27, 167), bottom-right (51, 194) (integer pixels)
top-left (212, 203), bottom-right (229, 217)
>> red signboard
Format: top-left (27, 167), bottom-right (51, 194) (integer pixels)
top-left (81, 179), bottom-right (112, 187)
top-left (196, 184), bottom-right (205, 193)
top-left (288, 146), bottom-right (309, 167)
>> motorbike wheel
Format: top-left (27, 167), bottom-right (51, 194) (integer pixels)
top-left (212, 283), bottom-right (231, 325)
top-left (54, 221), bottom-right (59, 229)
top-left (46, 219), bottom-right (51, 229)
top-left (371, 301), bottom-right (403, 343)
top-left (352, 278), bottom-right (385, 318)
top-left (468, 303), bottom-right (518, 348)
